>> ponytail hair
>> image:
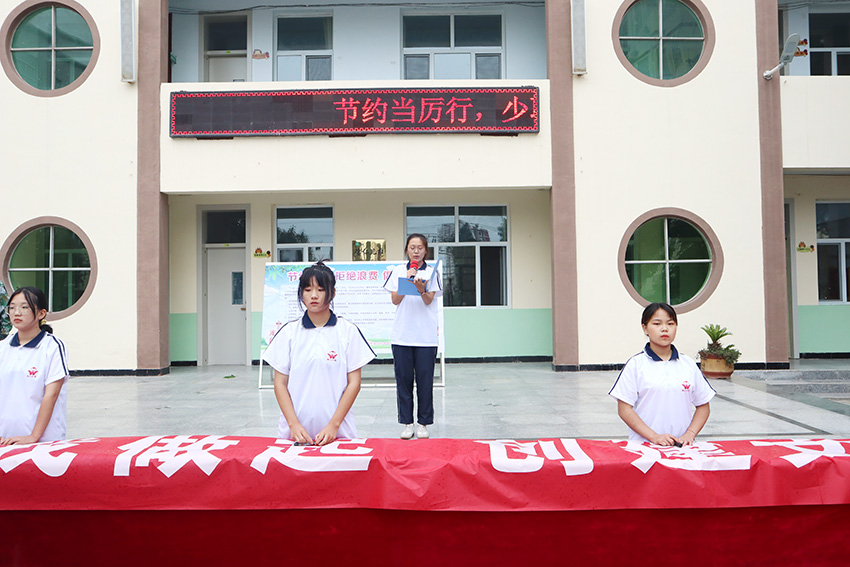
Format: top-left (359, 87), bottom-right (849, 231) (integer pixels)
top-left (8, 286), bottom-right (53, 334)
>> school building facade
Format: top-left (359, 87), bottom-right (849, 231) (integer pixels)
top-left (0, 0), bottom-right (847, 373)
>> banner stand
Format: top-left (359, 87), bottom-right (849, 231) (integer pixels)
top-left (258, 261), bottom-right (446, 391)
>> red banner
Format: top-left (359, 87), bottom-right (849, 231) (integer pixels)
top-left (2, 436), bottom-right (849, 512)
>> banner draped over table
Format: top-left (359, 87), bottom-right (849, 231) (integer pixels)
top-left (2, 437), bottom-right (849, 512)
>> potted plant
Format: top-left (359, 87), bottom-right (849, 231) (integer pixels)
top-left (698, 324), bottom-right (741, 379)
top-left (0, 281), bottom-right (10, 341)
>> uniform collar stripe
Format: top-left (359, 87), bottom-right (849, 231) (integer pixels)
top-left (301, 311), bottom-right (338, 329)
top-left (10, 330), bottom-right (47, 348)
top-left (643, 343), bottom-right (679, 361)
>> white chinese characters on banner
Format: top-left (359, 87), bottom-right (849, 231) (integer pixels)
top-left (114, 435), bottom-right (240, 478)
top-left (0, 439), bottom-right (96, 477)
top-left (477, 439), bottom-right (594, 476)
top-left (2, 438), bottom-right (850, 482)
top-left (250, 439), bottom-right (374, 473)
top-left (619, 441), bottom-right (753, 473)
top-left (750, 439), bottom-right (850, 468)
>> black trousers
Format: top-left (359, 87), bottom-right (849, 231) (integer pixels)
top-left (392, 344), bottom-right (437, 425)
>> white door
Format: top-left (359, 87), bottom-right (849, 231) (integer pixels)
top-left (206, 246), bottom-right (247, 364)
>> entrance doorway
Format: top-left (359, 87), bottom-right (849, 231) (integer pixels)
top-left (202, 209), bottom-right (248, 365)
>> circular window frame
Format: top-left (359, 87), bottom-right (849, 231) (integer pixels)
top-left (0, 216), bottom-right (98, 320)
top-left (612, 0), bottom-right (715, 87)
top-left (0, 0), bottom-right (100, 97)
top-left (618, 208), bottom-right (723, 313)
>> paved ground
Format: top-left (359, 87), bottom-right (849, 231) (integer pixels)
top-left (66, 361), bottom-right (850, 441)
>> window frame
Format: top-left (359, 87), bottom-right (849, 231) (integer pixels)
top-left (0, 0), bottom-right (100, 97)
top-left (274, 205), bottom-right (335, 263)
top-left (202, 13), bottom-right (250, 83)
top-left (0, 216), bottom-right (97, 319)
top-left (274, 14), bottom-right (333, 82)
top-left (618, 208), bottom-right (723, 313)
top-left (401, 12), bottom-right (505, 80)
top-left (809, 12), bottom-right (850, 76)
top-left (809, 49), bottom-right (850, 76)
top-left (815, 201), bottom-right (850, 303)
top-left (611, 0), bottom-right (714, 88)
top-left (405, 204), bottom-right (510, 308)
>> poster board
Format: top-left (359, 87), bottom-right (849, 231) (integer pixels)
top-left (258, 262), bottom-right (444, 388)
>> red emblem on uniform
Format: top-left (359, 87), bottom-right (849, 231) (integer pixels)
top-left (327, 351), bottom-right (338, 361)
top-left (28, 367), bottom-right (38, 378)
top-left (682, 382), bottom-right (691, 391)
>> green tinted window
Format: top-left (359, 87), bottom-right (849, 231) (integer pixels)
top-left (10, 5), bottom-right (94, 90)
top-left (625, 217), bottom-right (711, 305)
top-left (8, 225), bottom-right (92, 312)
top-left (619, 0), bottom-right (704, 80)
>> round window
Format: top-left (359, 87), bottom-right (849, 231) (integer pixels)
top-left (1, 1), bottom-right (99, 96)
top-left (613, 0), bottom-right (714, 87)
top-left (618, 209), bottom-right (723, 312)
top-left (1, 218), bottom-right (97, 318)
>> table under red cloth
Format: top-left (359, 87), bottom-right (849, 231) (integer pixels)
top-left (2, 437), bottom-right (849, 565)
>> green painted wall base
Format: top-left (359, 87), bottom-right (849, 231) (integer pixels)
top-left (171, 308), bottom-right (554, 362)
top-left (798, 305), bottom-right (850, 353)
top-left (443, 308), bottom-right (552, 358)
top-left (169, 313), bottom-right (197, 362)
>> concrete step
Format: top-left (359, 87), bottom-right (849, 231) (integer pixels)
top-left (736, 369), bottom-right (850, 383)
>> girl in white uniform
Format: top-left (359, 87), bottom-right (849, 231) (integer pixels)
top-left (609, 302), bottom-right (714, 446)
top-left (383, 233), bottom-right (443, 440)
top-left (263, 262), bottom-right (375, 446)
top-left (0, 286), bottom-right (69, 445)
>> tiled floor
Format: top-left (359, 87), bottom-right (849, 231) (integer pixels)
top-left (65, 362), bottom-right (850, 441)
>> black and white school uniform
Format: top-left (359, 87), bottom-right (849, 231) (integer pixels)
top-left (0, 330), bottom-right (69, 441)
top-left (609, 344), bottom-right (715, 443)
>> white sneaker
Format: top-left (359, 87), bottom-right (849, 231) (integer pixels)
top-left (416, 424), bottom-right (429, 439)
top-left (400, 423), bottom-right (415, 439)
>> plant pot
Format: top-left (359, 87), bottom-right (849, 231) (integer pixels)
top-left (700, 356), bottom-right (734, 379)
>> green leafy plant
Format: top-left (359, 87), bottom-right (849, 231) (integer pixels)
top-left (698, 324), bottom-right (741, 366)
top-left (0, 281), bottom-right (10, 340)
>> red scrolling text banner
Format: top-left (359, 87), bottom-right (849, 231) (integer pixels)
top-left (169, 87), bottom-right (540, 137)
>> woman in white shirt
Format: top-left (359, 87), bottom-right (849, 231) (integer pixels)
top-left (263, 262), bottom-right (375, 446)
top-left (609, 302), bottom-right (714, 446)
top-left (383, 234), bottom-right (443, 440)
top-left (0, 286), bottom-right (69, 445)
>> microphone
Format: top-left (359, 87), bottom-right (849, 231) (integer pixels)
top-left (409, 260), bottom-right (419, 280)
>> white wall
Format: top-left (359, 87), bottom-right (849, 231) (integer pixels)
top-left (0, 2), bottom-right (139, 369)
top-left (781, 77), bottom-right (850, 169)
top-left (170, 14), bottom-right (200, 82)
top-left (571, 0), bottom-right (768, 364)
top-left (505, 5), bottom-right (547, 79)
